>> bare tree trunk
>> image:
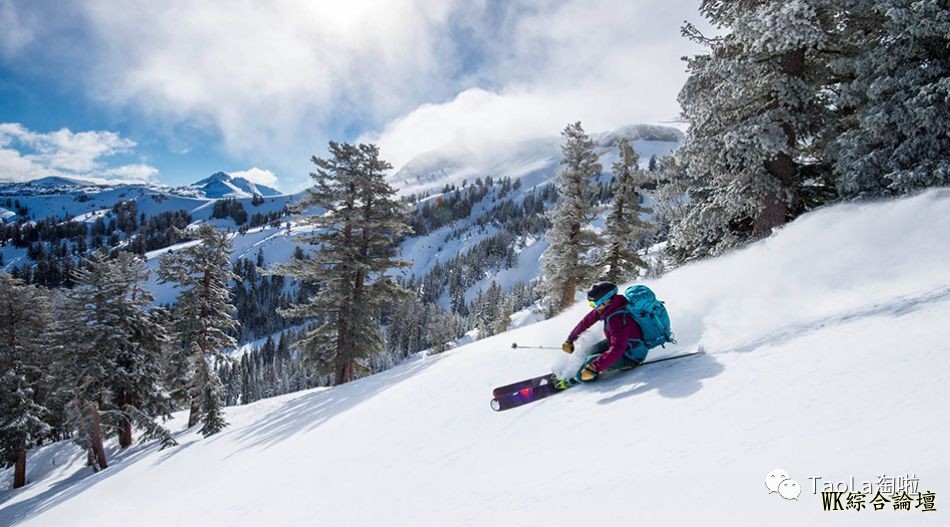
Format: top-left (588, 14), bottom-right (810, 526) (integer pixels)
top-left (187, 359), bottom-right (205, 428)
top-left (88, 401), bottom-right (108, 471)
top-left (559, 222), bottom-right (581, 310)
top-left (334, 316), bottom-right (351, 386)
top-left (560, 276), bottom-right (577, 310)
top-left (118, 391), bottom-right (133, 448)
top-left (13, 448), bottom-right (27, 489)
top-left (755, 148), bottom-right (794, 236)
top-left (334, 362), bottom-right (346, 386)
top-left (754, 47), bottom-right (805, 238)
top-left (343, 360), bottom-right (354, 384)
top-left (187, 395), bottom-right (201, 428)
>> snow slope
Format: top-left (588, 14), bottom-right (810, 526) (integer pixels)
top-left (3, 190), bottom-right (949, 527)
top-left (141, 221), bottom-right (316, 306)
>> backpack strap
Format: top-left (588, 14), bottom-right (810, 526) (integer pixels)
top-left (604, 309), bottom-right (634, 326)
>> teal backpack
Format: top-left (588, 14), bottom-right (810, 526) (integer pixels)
top-left (605, 285), bottom-right (675, 358)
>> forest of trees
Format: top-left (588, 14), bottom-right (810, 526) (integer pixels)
top-left (1, 254), bottom-right (185, 489)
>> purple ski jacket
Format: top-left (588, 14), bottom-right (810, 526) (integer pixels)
top-left (567, 294), bottom-right (642, 372)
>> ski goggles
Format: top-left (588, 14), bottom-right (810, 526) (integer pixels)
top-left (588, 287), bottom-right (618, 309)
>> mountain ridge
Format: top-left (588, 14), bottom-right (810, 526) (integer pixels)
top-left (188, 171), bottom-right (282, 199)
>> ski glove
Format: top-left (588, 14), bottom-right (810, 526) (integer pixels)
top-left (578, 363), bottom-right (600, 383)
top-left (562, 341), bottom-right (575, 354)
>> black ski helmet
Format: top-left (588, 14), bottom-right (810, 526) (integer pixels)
top-left (587, 281), bottom-right (618, 308)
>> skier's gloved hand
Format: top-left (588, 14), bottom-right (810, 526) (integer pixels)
top-left (562, 341), bottom-right (575, 354)
top-left (578, 362), bottom-right (600, 383)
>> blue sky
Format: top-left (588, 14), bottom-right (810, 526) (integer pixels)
top-left (0, 0), bottom-right (708, 192)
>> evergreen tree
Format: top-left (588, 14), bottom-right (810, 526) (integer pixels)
top-left (675, 1), bottom-right (836, 257)
top-left (829, 0), bottom-right (950, 195)
top-left (158, 224), bottom-right (238, 435)
top-left (474, 281), bottom-right (503, 339)
top-left (273, 142), bottom-right (411, 385)
top-left (57, 253), bottom-right (175, 471)
top-left (106, 253), bottom-right (176, 448)
top-left (426, 311), bottom-right (456, 354)
top-left (0, 274), bottom-right (52, 489)
top-left (540, 122), bottom-right (602, 315)
top-left (493, 295), bottom-right (515, 335)
top-left (598, 138), bottom-right (651, 283)
top-left (240, 355), bottom-right (254, 404)
top-left (198, 359), bottom-right (228, 436)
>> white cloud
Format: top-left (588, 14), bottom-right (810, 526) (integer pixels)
top-left (70, 0), bottom-right (467, 163)
top-left (366, 0), bottom-right (710, 168)
top-left (0, 0), bottom-right (34, 58)
top-left (3, 1), bottom-right (711, 181)
top-left (230, 167), bottom-right (278, 188)
top-left (101, 164), bottom-right (160, 183)
top-left (0, 147), bottom-right (47, 181)
top-left (0, 123), bottom-right (159, 184)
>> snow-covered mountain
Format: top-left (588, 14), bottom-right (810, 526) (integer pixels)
top-left (187, 172), bottom-right (282, 199)
top-left (390, 124), bottom-right (683, 196)
top-left (4, 189), bottom-right (948, 527)
top-left (0, 178), bottom-right (298, 294)
top-left (23, 176), bottom-right (95, 188)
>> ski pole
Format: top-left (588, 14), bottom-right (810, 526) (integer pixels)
top-left (510, 342), bottom-right (561, 350)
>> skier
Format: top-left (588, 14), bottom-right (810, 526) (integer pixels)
top-left (561, 281), bottom-right (646, 382)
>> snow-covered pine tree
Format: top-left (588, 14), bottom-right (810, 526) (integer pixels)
top-left (674, 1), bottom-right (836, 258)
top-left (386, 296), bottom-right (414, 357)
top-left (493, 295), bottom-right (514, 335)
top-left (275, 334), bottom-right (291, 395)
top-left (239, 354), bottom-right (254, 405)
top-left (158, 224), bottom-right (238, 435)
top-left (198, 359), bottom-right (228, 436)
top-left (56, 252), bottom-right (175, 470)
top-left (106, 252), bottom-right (176, 448)
top-left (474, 281), bottom-right (503, 339)
top-left (830, 0), bottom-right (950, 195)
top-left (540, 122), bottom-right (602, 316)
top-left (598, 138), bottom-right (652, 283)
top-left (426, 310), bottom-right (456, 354)
top-left (273, 142), bottom-right (411, 385)
top-left (0, 274), bottom-right (53, 489)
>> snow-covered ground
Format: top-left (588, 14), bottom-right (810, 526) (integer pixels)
top-left (3, 190), bottom-right (949, 526)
